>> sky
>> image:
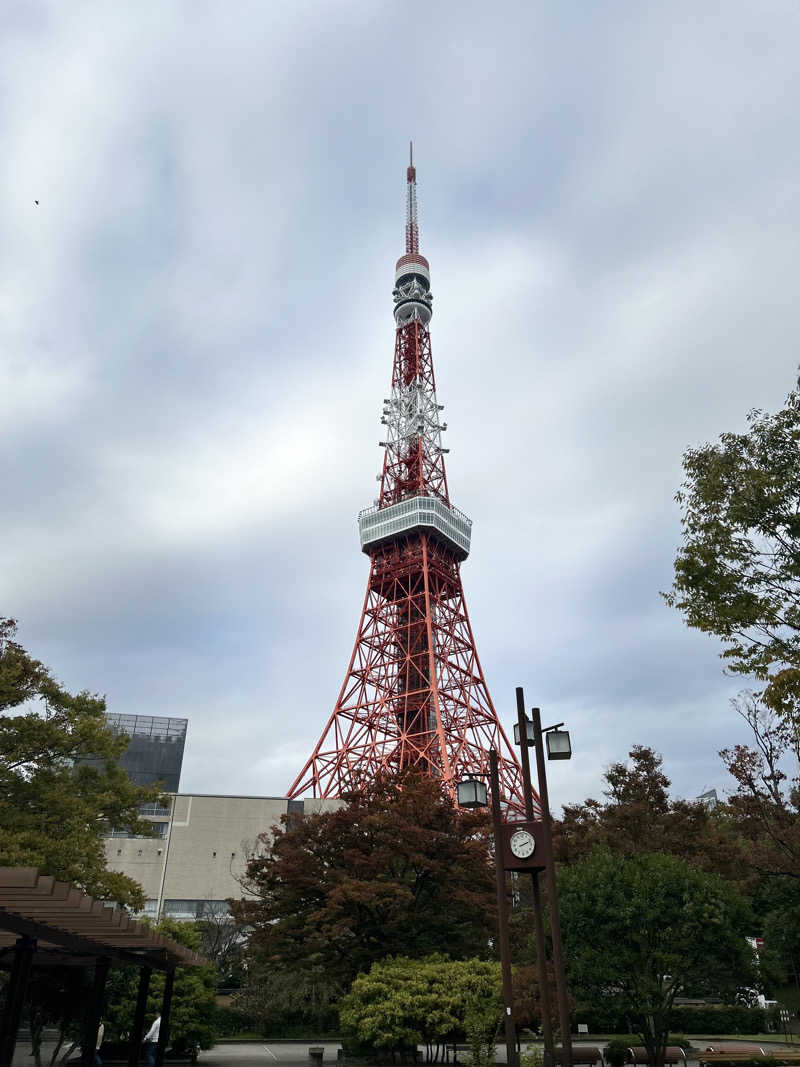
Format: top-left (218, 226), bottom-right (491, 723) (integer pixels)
top-left (2, 1), bottom-right (799, 815)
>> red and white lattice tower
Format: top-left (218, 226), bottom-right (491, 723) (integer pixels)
top-left (288, 147), bottom-right (528, 814)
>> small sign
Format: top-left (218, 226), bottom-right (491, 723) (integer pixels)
top-left (578, 1025), bottom-right (589, 1034)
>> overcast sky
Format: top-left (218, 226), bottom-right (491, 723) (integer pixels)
top-left (3, 1), bottom-right (799, 814)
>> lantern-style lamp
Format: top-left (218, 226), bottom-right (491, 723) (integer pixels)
top-left (456, 776), bottom-right (488, 809)
top-left (546, 729), bottom-right (572, 760)
top-left (513, 717), bottom-right (535, 747)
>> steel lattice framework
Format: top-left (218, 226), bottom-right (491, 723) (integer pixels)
top-left (288, 146), bottom-right (531, 815)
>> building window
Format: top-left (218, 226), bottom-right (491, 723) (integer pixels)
top-left (140, 801), bottom-right (172, 817)
top-left (163, 900), bottom-right (198, 920)
top-left (163, 899), bottom-right (230, 921)
top-left (150, 821), bottom-right (169, 838)
top-left (197, 900), bottom-right (231, 919)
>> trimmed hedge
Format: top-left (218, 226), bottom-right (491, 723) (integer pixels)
top-left (670, 1006), bottom-right (767, 1034)
top-left (575, 1006), bottom-right (768, 1035)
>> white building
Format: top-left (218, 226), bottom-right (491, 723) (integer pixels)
top-left (106, 793), bottom-right (337, 919)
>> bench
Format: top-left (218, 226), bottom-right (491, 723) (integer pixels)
top-left (627, 1046), bottom-right (687, 1066)
top-left (704, 1047), bottom-right (769, 1057)
top-left (551, 1047), bottom-right (605, 1065)
top-left (700, 1054), bottom-right (800, 1065)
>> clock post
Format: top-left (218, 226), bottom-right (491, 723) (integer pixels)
top-left (514, 689), bottom-right (555, 1067)
top-left (489, 749), bottom-right (519, 1067)
top-left (513, 689), bottom-right (574, 1067)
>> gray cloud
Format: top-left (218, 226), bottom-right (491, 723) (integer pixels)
top-left (2, 1), bottom-right (799, 815)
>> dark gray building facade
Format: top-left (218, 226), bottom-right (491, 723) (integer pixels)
top-left (103, 713), bottom-right (187, 792)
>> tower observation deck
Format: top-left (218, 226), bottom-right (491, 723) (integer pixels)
top-left (288, 146), bottom-right (529, 814)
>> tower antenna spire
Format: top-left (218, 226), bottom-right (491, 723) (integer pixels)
top-left (406, 141), bottom-right (419, 254)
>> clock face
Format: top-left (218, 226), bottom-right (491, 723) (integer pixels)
top-left (509, 829), bottom-right (536, 860)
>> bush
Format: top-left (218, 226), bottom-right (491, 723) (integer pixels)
top-left (604, 1040), bottom-right (630, 1067)
top-left (520, 1047), bottom-right (544, 1067)
top-left (669, 1006), bottom-right (767, 1034)
top-left (211, 1005), bottom-right (257, 1037)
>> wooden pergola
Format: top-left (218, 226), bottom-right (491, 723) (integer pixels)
top-left (0, 868), bottom-right (206, 1067)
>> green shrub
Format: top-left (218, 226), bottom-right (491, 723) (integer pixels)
top-left (520, 1047), bottom-right (544, 1067)
top-left (604, 1039), bottom-right (629, 1067)
top-left (211, 1005), bottom-right (257, 1037)
top-left (668, 1005), bottom-right (767, 1034)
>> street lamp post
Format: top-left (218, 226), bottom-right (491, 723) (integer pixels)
top-left (457, 688), bottom-right (573, 1067)
top-left (530, 702), bottom-right (573, 1067)
top-left (457, 759), bottom-right (517, 1067)
top-left (514, 689), bottom-right (555, 1067)
top-left (490, 749), bottom-right (519, 1067)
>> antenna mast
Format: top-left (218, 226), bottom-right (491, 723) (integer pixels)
top-left (406, 140), bottom-right (419, 254)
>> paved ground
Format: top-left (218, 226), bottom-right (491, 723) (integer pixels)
top-left (14, 1037), bottom-right (796, 1067)
top-left (199, 1043), bottom-right (345, 1067)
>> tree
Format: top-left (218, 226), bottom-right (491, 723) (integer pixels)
top-left (233, 770), bottom-right (496, 1028)
top-left (664, 375), bottom-right (800, 723)
top-left (0, 618), bottom-right (159, 909)
top-left (195, 907), bottom-right (246, 989)
top-left (104, 919), bottom-right (217, 1054)
top-left (721, 692), bottom-right (800, 881)
top-left (558, 850), bottom-right (757, 1067)
top-left (553, 746), bottom-right (747, 881)
top-left (25, 966), bottom-right (88, 1067)
top-left (339, 956), bottom-right (502, 1063)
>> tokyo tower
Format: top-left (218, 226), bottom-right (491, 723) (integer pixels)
top-left (288, 147), bottom-right (526, 813)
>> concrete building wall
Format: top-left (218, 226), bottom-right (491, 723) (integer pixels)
top-left (105, 793), bottom-right (340, 919)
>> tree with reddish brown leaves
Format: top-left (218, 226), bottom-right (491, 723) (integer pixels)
top-left (553, 745), bottom-right (748, 882)
top-left (232, 771), bottom-right (495, 1030)
top-left (721, 691), bottom-right (800, 882)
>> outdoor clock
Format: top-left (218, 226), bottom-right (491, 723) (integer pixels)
top-left (501, 819), bottom-right (548, 872)
top-left (509, 828), bottom-right (536, 860)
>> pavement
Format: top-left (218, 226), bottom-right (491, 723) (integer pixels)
top-left (199, 1044), bottom-right (344, 1067)
top-left (14, 1037), bottom-right (797, 1067)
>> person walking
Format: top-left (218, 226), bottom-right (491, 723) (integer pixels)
top-left (143, 1015), bottom-right (160, 1067)
top-left (95, 1021), bottom-right (104, 1067)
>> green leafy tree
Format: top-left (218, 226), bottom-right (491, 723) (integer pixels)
top-left (664, 375), bottom-right (800, 723)
top-left (104, 919), bottom-right (217, 1053)
top-left (232, 956), bottom-right (341, 1036)
top-left (233, 770), bottom-right (495, 1029)
top-left (339, 956), bottom-right (501, 1062)
top-left (558, 850), bottom-right (757, 1067)
top-left (0, 618), bottom-right (159, 909)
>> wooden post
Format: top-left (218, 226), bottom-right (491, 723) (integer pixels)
top-left (490, 749), bottom-right (518, 1067)
top-left (128, 967), bottom-right (152, 1067)
top-left (155, 968), bottom-right (175, 1067)
top-left (0, 936), bottom-right (35, 1067)
top-left (82, 957), bottom-right (110, 1067)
